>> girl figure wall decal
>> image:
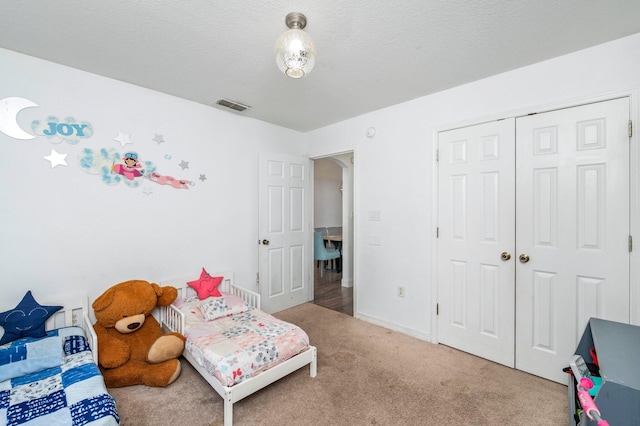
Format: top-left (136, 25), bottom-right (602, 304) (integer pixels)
top-left (112, 152), bottom-right (144, 180)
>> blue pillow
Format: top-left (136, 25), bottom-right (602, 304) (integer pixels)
top-left (0, 291), bottom-right (62, 345)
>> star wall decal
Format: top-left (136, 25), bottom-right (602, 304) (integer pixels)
top-left (114, 131), bottom-right (132, 148)
top-left (153, 134), bottom-right (165, 144)
top-left (179, 160), bottom-right (189, 170)
top-left (43, 149), bottom-right (68, 168)
top-left (199, 174), bottom-right (207, 182)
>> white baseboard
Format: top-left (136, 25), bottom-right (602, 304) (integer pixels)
top-left (355, 311), bottom-right (432, 343)
top-left (341, 277), bottom-right (353, 288)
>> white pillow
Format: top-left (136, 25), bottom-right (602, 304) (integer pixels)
top-left (197, 294), bottom-right (252, 321)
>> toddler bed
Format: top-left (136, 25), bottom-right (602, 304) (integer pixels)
top-left (0, 293), bottom-right (120, 426)
top-left (160, 271), bottom-right (317, 426)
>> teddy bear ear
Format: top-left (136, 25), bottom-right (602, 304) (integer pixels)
top-left (156, 285), bottom-right (178, 307)
top-left (92, 288), bottom-right (115, 312)
top-left (150, 283), bottom-right (163, 297)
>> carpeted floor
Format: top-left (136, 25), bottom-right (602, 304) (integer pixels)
top-left (108, 303), bottom-right (568, 425)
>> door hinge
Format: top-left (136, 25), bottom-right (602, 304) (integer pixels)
top-left (436, 149), bottom-right (439, 162)
top-left (436, 227), bottom-right (439, 238)
top-left (629, 235), bottom-right (633, 252)
top-left (436, 303), bottom-right (439, 315)
top-left (629, 120), bottom-right (633, 138)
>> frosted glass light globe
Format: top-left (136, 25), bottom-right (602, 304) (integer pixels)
top-left (274, 28), bottom-right (316, 78)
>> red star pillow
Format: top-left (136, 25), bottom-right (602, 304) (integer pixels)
top-left (187, 268), bottom-right (223, 300)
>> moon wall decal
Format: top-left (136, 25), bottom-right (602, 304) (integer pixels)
top-left (0, 97), bottom-right (38, 140)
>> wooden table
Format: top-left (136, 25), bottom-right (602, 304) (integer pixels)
top-left (324, 235), bottom-right (342, 244)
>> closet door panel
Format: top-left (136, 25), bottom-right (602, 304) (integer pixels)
top-left (515, 97), bottom-right (630, 383)
top-left (437, 118), bottom-right (516, 367)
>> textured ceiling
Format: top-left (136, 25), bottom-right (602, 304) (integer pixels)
top-left (2, 1), bottom-right (640, 132)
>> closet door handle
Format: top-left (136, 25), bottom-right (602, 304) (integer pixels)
top-left (500, 252), bottom-right (511, 261)
top-left (519, 254), bottom-right (530, 263)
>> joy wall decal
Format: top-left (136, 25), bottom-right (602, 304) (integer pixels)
top-left (1, 96), bottom-right (202, 192)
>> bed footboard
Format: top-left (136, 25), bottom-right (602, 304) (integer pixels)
top-left (182, 344), bottom-right (317, 426)
top-left (160, 303), bottom-right (185, 335)
top-left (82, 311), bottom-right (99, 364)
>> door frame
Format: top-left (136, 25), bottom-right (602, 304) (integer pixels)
top-left (310, 149), bottom-right (358, 316)
top-left (431, 89), bottom-right (640, 344)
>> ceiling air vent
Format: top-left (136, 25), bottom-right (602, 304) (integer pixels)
top-left (215, 98), bottom-right (251, 112)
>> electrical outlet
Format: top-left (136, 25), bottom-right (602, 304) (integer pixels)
top-left (397, 286), bottom-right (405, 298)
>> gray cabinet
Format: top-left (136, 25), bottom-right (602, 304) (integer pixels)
top-left (569, 318), bottom-right (640, 425)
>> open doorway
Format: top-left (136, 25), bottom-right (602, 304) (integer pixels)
top-left (312, 154), bottom-right (354, 316)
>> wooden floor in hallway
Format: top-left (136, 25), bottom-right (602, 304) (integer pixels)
top-left (312, 264), bottom-right (353, 316)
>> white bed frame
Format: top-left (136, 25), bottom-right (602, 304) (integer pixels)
top-left (159, 272), bottom-right (317, 426)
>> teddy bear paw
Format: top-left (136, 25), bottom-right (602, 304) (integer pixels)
top-left (147, 334), bottom-right (185, 363)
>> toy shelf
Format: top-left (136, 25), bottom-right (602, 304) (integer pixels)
top-left (569, 318), bottom-right (640, 425)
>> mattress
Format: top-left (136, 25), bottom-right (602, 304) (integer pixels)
top-left (177, 294), bottom-right (310, 387)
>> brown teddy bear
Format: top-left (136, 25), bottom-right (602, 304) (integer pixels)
top-left (92, 280), bottom-right (186, 388)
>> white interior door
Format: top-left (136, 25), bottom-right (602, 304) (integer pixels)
top-left (515, 98), bottom-right (630, 383)
top-left (437, 118), bottom-right (516, 367)
top-left (437, 97), bottom-right (630, 383)
top-left (259, 152), bottom-right (312, 313)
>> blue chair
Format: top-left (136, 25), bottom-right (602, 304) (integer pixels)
top-left (314, 231), bottom-right (340, 278)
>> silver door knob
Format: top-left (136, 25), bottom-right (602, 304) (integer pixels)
top-left (519, 254), bottom-right (530, 263)
top-left (500, 252), bottom-right (511, 261)
top-left (262, 239), bottom-right (270, 245)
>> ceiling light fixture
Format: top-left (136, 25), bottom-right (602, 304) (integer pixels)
top-left (274, 12), bottom-right (316, 79)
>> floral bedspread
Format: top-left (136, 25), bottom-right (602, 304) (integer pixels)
top-left (178, 296), bottom-right (310, 386)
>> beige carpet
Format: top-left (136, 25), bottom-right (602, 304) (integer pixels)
top-left (108, 303), bottom-right (568, 425)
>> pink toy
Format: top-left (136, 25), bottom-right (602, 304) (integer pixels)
top-left (577, 377), bottom-right (609, 426)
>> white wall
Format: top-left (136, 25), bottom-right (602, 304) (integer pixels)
top-left (304, 33), bottom-right (640, 340)
top-left (0, 48), bottom-right (304, 310)
top-left (313, 158), bottom-right (342, 228)
top-left (4, 33), bottom-right (640, 342)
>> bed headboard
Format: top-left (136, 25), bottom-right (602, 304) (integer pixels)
top-left (44, 296), bottom-right (89, 330)
top-left (162, 271), bottom-right (235, 299)
top-left (161, 271), bottom-right (260, 310)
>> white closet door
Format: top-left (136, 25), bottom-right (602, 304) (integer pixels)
top-left (515, 98), bottom-right (630, 383)
top-left (437, 118), bottom-right (516, 367)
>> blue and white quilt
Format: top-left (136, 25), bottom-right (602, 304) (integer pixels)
top-left (0, 327), bottom-right (119, 426)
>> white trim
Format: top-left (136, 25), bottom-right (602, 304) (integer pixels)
top-left (628, 88), bottom-right (640, 325)
top-left (341, 277), bottom-right (353, 288)
top-left (357, 311), bottom-right (431, 342)
top-left (310, 147), bottom-right (358, 313)
top-left (352, 146), bottom-right (360, 317)
top-left (429, 127), bottom-right (440, 344)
